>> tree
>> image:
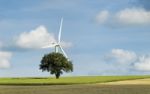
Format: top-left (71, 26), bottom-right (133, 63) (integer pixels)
top-left (39, 52), bottom-right (73, 79)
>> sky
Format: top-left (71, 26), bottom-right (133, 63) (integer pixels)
top-left (0, 0), bottom-right (150, 77)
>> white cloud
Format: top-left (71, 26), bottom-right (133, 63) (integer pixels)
top-left (134, 55), bottom-right (150, 71)
top-left (116, 8), bottom-right (150, 25)
top-left (16, 26), bottom-right (56, 49)
top-left (15, 25), bottom-right (71, 49)
top-left (0, 51), bottom-right (12, 68)
top-left (106, 49), bottom-right (150, 72)
top-left (96, 10), bottom-right (109, 24)
top-left (96, 8), bottom-right (150, 26)
top-left (109, 49), bottom-right (137, 64)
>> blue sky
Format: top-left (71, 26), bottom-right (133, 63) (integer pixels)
top-left (0, 0), bottom-right (150, 77)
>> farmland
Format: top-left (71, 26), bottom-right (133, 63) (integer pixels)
top-left (0, 84), bottom-right (150, 94)
top-left (0, 76), bottom-right (150, 94)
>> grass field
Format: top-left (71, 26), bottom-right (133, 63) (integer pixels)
top-left (0, 75), bottom-right (149, 85)
top-left (0, 76), bottom-right (150, 94)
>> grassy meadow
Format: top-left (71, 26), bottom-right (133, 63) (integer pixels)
top-left (0, 75), bottom-right (149, 85)
top-left (0, 76), bottom-right (150, 94)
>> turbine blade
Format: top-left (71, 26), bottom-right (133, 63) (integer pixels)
top-left (58, 17), bottom-right (63, 43)
top-left (59, 45), bottom-right (68, 58)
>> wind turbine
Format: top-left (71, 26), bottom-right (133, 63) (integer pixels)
top-left (42, 18), bottom-right (68, 59)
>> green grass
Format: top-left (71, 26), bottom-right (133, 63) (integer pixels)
top-left (0, 75), bottom-right (150, 85)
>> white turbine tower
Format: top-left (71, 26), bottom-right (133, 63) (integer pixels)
top-left (42, 18), bottom-right (68, 59)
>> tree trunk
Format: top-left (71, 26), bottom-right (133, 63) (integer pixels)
top-left (55, 72), bottom-right (60, 79)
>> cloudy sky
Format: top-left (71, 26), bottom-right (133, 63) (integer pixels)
top-left (0, 0), bottom-right (150, 77)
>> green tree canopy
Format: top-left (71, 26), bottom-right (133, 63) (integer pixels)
top-left (39, 52), bottom-right (73, 79)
